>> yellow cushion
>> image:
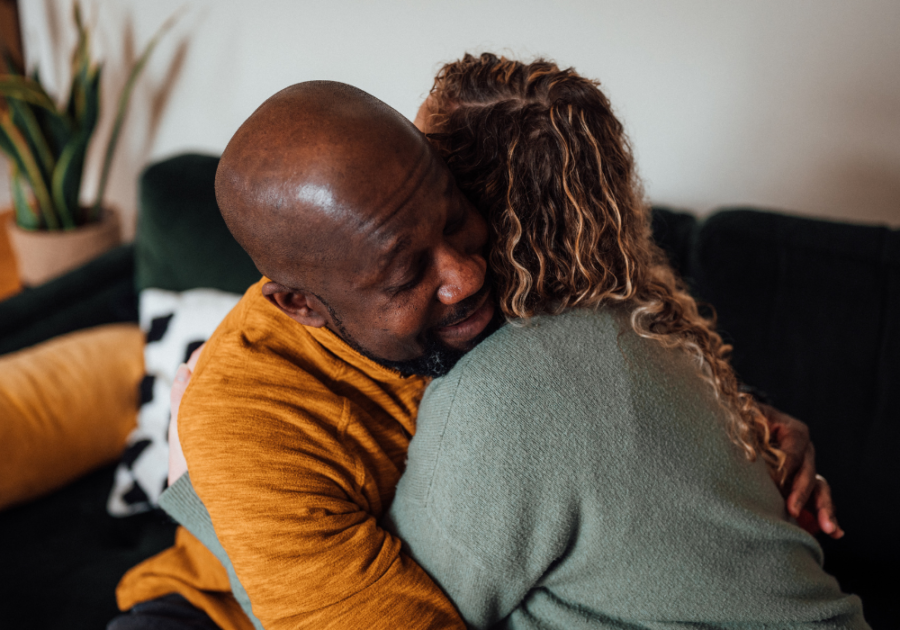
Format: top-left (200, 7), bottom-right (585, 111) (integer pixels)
top-left (0, 324), bottom-right (144, 510)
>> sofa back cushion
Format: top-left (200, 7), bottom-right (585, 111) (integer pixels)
top-left (136, 154), bottom-right (260, 294)
top-left (650, 206), bottom-right (698, 284)
top-left (691, 208), bottom-right (900, 574)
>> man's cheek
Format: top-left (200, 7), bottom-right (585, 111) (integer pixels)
top-left (357, 310), bottom-right (427, 359)
top-left (376, 293), bottom-right (433, 333)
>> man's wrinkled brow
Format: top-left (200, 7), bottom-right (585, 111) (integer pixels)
top-left (375, 235), bottom-right (412, 274)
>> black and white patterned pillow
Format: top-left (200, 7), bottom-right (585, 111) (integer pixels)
top-left (107, 288), bottom-right (241, 517)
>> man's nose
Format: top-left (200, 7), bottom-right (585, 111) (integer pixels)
top-left (435, 244), bottom-right (486, 305)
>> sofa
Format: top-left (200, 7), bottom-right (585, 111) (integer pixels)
top-left (0, 153), bottom-right (896, 628)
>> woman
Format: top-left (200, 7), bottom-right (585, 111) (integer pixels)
top-left (385, 53), bottom-right (867, 628)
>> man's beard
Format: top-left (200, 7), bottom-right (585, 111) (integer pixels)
top-left (320, 285), bottom-right (504, 378)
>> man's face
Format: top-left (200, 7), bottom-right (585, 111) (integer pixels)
top-left (311, 133), bottom-right (498, 377)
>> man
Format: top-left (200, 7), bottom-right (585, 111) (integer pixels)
top-left (111, 81), bottom-right (837, 630)
top-left (113, 80), bottom-right (495, 630)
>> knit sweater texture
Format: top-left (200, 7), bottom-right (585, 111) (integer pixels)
top-left (161, 304), bottom-right (869, 629)
top-left (385, 307), bottom-right (870, 629)
top-left (116, 278), bottom-right (462, 630)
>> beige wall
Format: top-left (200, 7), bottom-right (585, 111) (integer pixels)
top-left (12, 0), bottom-right (900, 238)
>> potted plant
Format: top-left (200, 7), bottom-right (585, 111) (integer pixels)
top-left (0, 3), bottom-right (173, 285)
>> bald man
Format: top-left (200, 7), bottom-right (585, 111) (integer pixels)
top-left (110, 81), bottom-right (832, 630)
top-left (111, 81), bottom-right (497, 630)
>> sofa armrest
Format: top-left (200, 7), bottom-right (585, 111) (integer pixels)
top-left (0, 244), bottom-right (138, 356)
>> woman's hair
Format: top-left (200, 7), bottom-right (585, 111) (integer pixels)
top-left (425, 52), bottom-right (786, 474)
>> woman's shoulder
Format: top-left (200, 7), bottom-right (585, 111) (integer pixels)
top-left (426, 304), bottom-right (719, 431)
top-left (457, 306), bottom-right (624, 372)
top-left (424, 307), bottom-right (632, 423)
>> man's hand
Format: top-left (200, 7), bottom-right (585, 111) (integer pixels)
top-left (167, 344), bottom-right (204, 486)
top-left (760, 403), bottom-right (844, 539)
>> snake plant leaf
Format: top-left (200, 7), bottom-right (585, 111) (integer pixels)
top-left (68, 3), bottom-right (94, 126)
top-left (7, 98), bottom-right (55, 177)
top-left (0, 112), bottom-right (59, 229)
top-left (0, 112), bottom-right (30, 174)
top-left (73, 3), bottom-right (90, 68)
top-left (69, 59), bottom-right (88, 126)
top-left (53, 66), bottom-right (99, 226)
top-left (0, 76), bottom-right (59, 112)
top-left (66, 52), bottom-right (85, 122)
top-left (64, 68), bottom-right (77, 121)
top-left (13, 72), bottom-right (74, 151)
top-left (51, 129), bottom-right (88, 229)
top-left (80, 65), bottom-right (101, 138)
top-left (10, 163), bottom-right (40, 230)
top-left (31, 94), bottom-right (72, 158)
top-left (3, 2), bottom-right (175, 230)
top-left (92, 9), bottom-right (180, 218)
top-left (0, 127), bottom-right (41, 230)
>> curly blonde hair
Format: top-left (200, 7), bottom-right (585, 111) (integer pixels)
top-left (425, 53), bottom-right (786, 475)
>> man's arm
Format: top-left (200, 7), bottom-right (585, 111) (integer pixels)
top-left (759, 403), bottom-right (843, 538)
top-left (172, 345), bottom-right (463, 630)
top-left (160, 474), bottom-right (263, 629)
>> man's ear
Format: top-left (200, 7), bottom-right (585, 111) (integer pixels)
top-left (261, 282), bottom-right (328, 328)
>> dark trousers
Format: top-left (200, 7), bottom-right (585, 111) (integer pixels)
top-left (107, 594), bottom-right (221, 630)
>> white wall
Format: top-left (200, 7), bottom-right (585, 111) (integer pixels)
top-left (14, 0), bottom-right (900, 238)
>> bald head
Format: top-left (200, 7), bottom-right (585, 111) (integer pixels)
top-left (215, 81), bottom-right (493, 376)
top-left (215, 81), bottom-right (428, 289)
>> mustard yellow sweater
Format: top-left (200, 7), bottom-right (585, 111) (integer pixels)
top-left (117, 279), bottom-right (462, 630)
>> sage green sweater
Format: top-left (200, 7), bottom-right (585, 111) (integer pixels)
top-left (162, 307), bottom-right (869, 629)
top-left (384, 307), bottom-right (868, 629)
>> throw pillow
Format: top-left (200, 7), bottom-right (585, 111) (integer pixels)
top-left (107, 288), bottom-right (241, 517)
top-left (0, 324), bottom-right (144, 511)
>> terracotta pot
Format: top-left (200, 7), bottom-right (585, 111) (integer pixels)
top-left (6, 208), bottom-right (122, 286)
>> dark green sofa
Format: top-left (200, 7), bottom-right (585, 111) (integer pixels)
top-left (1, 154), bottom-right (896, 628)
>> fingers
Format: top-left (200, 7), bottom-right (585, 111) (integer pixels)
top-left (794, 476), bottom-right (845, 539)
top-left (813, 475), bottom-right (845, 539)
top-left (173, 361), bottom-right (191, 387)
top-left (166, 349), bottom-right (200, 487)
top-left (167, 392), bottom-right (189, 486)
top-left (795, 509), bottom-right (820, 535)
top-left (786, 443), bottom-right (817, 518)
top-left (167, 363), bottom-right (193, 486)
top-left (759, 404), bottom-right (811, 496)
top-left (170, 364), bottom-right (191, 418)
top-left (187, 342), bottom-right (205, 370)
top-left (755, 403), bottom-right (844, 539)
top-left (171, 347), bottom-right (199, 414)
top-left (167, 421), bottom-right (189, 486)
top-left (776, 430), bottom-right (804, 490)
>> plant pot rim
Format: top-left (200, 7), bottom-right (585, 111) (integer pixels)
top-left (8, 206), bottom-right (119, 235)
top-left (6, 207), bottom-right (122, 286)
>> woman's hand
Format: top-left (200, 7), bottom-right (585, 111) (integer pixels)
top-left (167, 344), bottom-right (204, 486)
top-left (760, 403), bottom-right (844, 539)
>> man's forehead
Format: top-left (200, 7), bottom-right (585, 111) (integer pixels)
top-left (290, 129), bottom-right (430, 215)
top-left (346, 155), bottom-right (455, 285)
top-left (371, 159), bottom-right (454, 259)
top-left (346, 143), bottom-right (439, 238)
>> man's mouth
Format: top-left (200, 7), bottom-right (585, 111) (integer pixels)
top-left (433, 290), bottom-right (496, 346)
